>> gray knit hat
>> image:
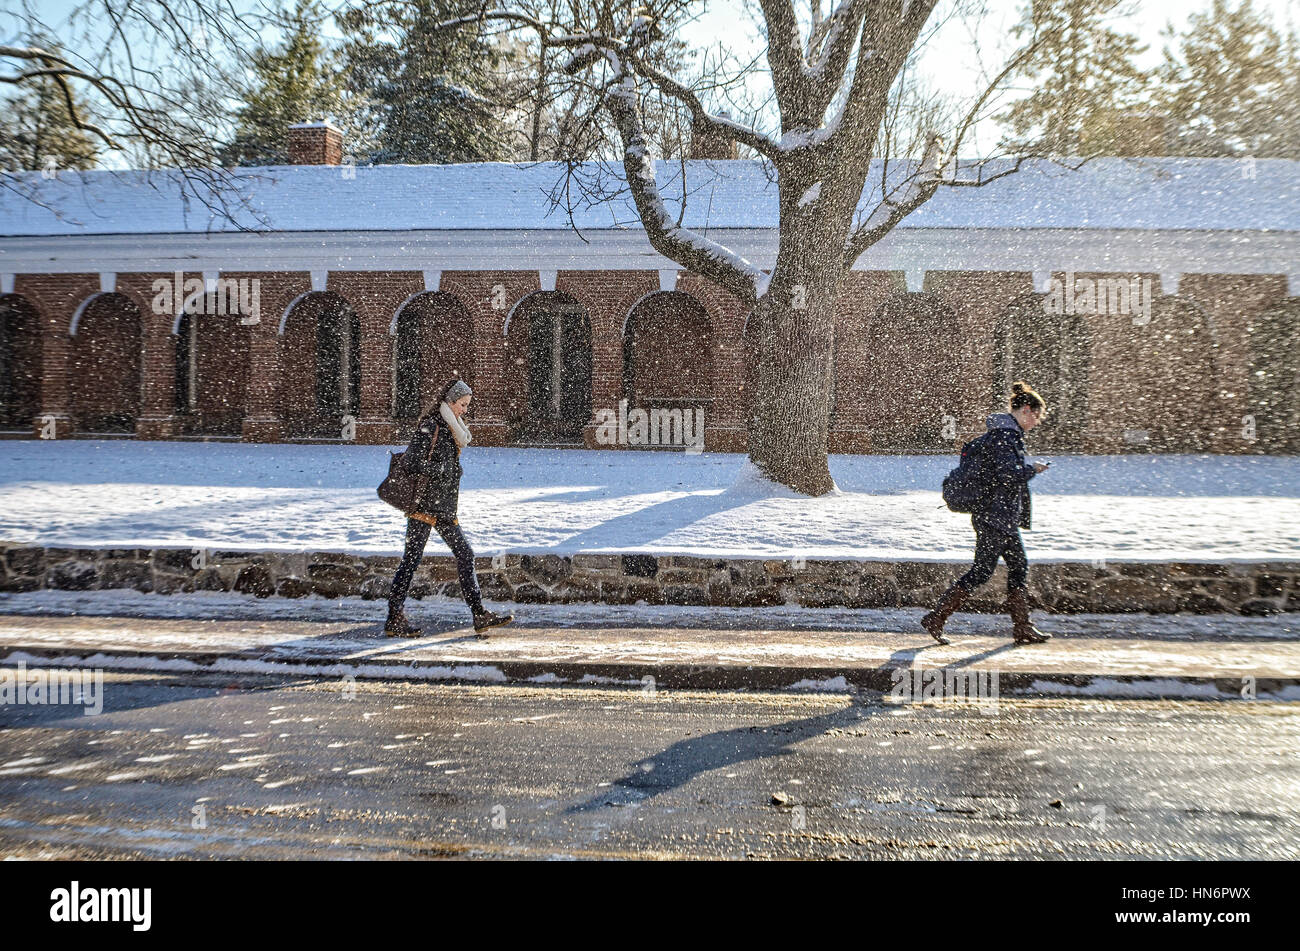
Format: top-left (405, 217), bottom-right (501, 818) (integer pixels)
top-left (445, 379), bottom-right (472, 402)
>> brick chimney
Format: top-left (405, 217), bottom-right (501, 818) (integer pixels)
top-left (689, 110), bottom-right (739, 161)
top-left (288, 120), bottom-right (344, 166)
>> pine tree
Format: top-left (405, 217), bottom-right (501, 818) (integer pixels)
top-left (1155, 0), bottom-right (1293, 157)
top-left (340, 0), bottom-right (510, 165)
top-left (0, 47), bottom-right (99, 171)
top-left (999, 0), bottom-right (1155, 156)
top-left (220, 0), bottom-right (354, 167)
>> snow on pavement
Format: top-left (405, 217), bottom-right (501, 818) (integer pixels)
top-left (0, 440), bottom-right (1297, 562)
top-left (3, 588), bottom-right (1298, 642)
top-left (3, 591), bottom-right (1298, 693)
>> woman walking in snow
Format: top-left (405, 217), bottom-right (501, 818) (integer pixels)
top-left (922, 381), bottom-right (1052, 646)
top-left (385, 378), bottom-right (512, 638)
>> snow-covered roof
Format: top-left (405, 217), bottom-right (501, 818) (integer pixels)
top-left (1, 157), bottom-right (1297, 238)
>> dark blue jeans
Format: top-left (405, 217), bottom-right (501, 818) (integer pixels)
top-left (388, 516), bottom-right (483, 614)
top-left (956, 521), bottom-right (1029, 592)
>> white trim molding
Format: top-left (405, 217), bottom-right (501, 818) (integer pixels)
top-left (98, 272), bottom-right (115, 293)
top-left (1032, 270), bottom-right (1055, 293)
top-left (390, 290), bottom-right (428, 336)
top-left (423, 269), bottom-right (441, 293)
top-left (539, 269), bottom-right (557, 292)
top-left (3, 228), bottom-right (1298, 291)
top-left (1160, 272), bottom-right (1182, 295)
top-left (278, 290), bottom-right (313, 335)
top-left (658, 269), bottom-right (677, 293)
top-left (69, 292), bottom-right (109, 336)
top-left (310, 270), bottom-right (328, 292)
top-left (0, 273), bottom-right (13, 295)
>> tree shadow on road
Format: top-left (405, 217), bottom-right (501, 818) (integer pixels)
top-left (566, 701), bottom-right (880, 813)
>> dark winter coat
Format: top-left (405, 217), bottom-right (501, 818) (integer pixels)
top-left (969, 412), bottom-right (1038, 534)
top-left (404, 413), bottom-right (463, 519)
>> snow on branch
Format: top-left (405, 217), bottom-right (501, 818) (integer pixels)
top-left (843, 132), bottom-right (946, 266)
top-left (600, 59), bottom-right (767, 304)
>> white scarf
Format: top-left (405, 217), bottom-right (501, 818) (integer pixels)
top-left (439, 400), bottom-right (472, 449)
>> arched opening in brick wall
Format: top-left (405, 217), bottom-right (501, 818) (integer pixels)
top-left (174, 305), bottom-right (250, 438)
top-left (1117, 296), bottom-right (1221, 452)
top-left (504, 291), bottom-right (591, 443)
top-left (864, 294), bottom-right (962, 452)
top-left (0, 294), bottom-right (43, 431)
top-left (392, 292), bottom-right (473, 433)
top-left (70, 292), bottom-right (142, 434)
top-left (1247, 298), bottom-right (1300, 453)
top-left (623, 292), bottom-right (714, 435)
top-left (280, 291), bottom-right (360, 439)
top-left (992, 293), bottom-right (1091, 452)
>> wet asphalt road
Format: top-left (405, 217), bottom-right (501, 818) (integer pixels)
top-left (1, 670), bottom-right (1297, 859)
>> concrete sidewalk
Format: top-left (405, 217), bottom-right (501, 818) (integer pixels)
top-left (2, 608), bottom-right (1298, 699)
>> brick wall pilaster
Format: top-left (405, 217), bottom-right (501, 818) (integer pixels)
top-left (442, 271), bottom-right (539, 446)
top-left (17, 274), bottom-right (100, 438)
top-left (113, 273), bottom-right (176, 439)
top-left (930, 271), bottom-right (1034, 446)
top-left (680, 274), bottom-right (749, 452)
top-left (242, 273), bottom-right (310, 442)
top-left (828, 271), bottom-right (900, 452)
top-left (328, 271), bottom-right (422, 445)
top-left (558, 270), bottom-right (658, 449)
top-left (1178, 273), bottom-right (1289, 453)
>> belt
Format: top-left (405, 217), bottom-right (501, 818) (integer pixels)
top-left (409, 512), bottom-right (458, 527)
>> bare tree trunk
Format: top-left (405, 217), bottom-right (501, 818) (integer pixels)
top-left (747, 219), bottom-right (845, 496)
top-left (745, 157), bottom-right (863, 495)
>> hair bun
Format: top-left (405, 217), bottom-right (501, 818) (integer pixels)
top-left (1008, 380), bottom-right (1045, 413)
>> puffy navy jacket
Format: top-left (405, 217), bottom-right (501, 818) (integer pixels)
top-left (970, 413), bottom-right (1038, 533)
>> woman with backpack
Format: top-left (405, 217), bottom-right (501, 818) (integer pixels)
top-left (922, 381), bottom-right (1052, 646)
top-left (385, 378), bottom-right (513, 638)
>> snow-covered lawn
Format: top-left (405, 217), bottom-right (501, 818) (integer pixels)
top-left (0, 441), bottom-right (1297, 562)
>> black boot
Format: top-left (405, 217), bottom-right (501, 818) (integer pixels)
top-left (472, 608), bottom-right (513, 637)
top-left (1007, 588), bottom-right (1051, 644)
top-left (921, 584), bottom-right (969, 645)
top-left (384, 607), bottom-right (422, 637)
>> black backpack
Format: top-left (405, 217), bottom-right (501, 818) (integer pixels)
top-left (941, 436), bottom-right (986, 513)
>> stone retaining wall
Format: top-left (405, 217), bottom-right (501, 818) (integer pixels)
top-left (2, 544), bottom-right (1297, 616)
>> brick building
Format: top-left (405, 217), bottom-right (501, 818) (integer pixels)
top-left (1, 126), bottom-right (1298, 454)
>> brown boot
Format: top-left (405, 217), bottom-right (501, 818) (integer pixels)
top-left (472, 608), bottom-right (514, 637)
top-left (1006, 588), bottom-right (1050, 644)
top-left (384, 608), bottom-right (422, 637)
top-left (921, 585), bottom-right (969, 645)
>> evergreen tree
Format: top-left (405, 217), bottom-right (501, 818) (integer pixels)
top-left (0, 43), bottom-right (99, 171)
top-left (220, 0), bottom-right (354, 166)
top-left (1155, 0), bottom-right (1294, 157)
top-left (999, 0), bottom-right (1154, 156)
top-left (340, 0), bottom-right (510, 164)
